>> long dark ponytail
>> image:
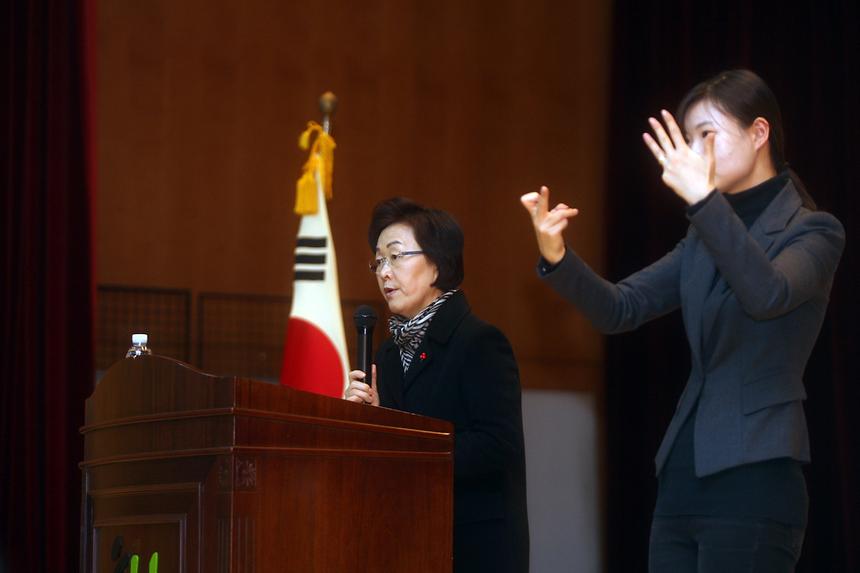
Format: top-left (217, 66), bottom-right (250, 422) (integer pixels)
top-left (676, 69), bottom-right (816, 210)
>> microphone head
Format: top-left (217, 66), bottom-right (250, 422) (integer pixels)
top-left (353, 305), bottom-right (378, 328)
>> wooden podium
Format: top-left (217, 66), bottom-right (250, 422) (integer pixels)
top-left (79, 356), bottom-right (453, 572)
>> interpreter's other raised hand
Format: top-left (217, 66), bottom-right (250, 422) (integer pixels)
top-left (345, 364), bottom-right (379, 406)
top-left (643, 110), bottom-right (715, 205)
top-left (520, 185), bottom-right (579, 265)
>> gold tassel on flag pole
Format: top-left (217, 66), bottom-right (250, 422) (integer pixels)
top-left (294, 92), bottom-right (338, 215)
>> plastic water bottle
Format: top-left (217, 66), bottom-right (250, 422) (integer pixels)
top-left (125, 333), bottom-right (152, 358)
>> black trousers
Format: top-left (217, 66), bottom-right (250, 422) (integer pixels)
top-left (649, 516), bottom-right (805, 573)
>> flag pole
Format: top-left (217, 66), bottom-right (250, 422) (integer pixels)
top-left (281, 92), bottom-right (350, 397)
top-left (319, 92), bottom-right (337, 135)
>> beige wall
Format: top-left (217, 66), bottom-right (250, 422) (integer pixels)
top-left (96, 0), bottom-right (611, 390)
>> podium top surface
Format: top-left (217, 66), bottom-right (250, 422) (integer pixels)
top-left (83, 355), bottom-right (452, 445)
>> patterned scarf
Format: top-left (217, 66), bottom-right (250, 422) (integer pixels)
top-left (388, 290), bottom-right (457, 373)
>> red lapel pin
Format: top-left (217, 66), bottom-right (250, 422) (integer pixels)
top-left (419, 352), bottom-right (427, 360)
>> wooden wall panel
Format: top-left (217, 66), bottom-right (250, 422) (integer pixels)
top-left (96, 0), bottom-right (612, 390)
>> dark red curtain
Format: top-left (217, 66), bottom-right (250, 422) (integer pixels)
top-left (1, 0), bottom-right (95, 571)
top-left (604, 2), bottom-right (859, 572)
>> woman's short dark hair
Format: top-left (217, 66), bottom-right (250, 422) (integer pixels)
top-left (368, 197), bottom-right (464, 290)
top-left (677, 69), bottom-right (816, 209)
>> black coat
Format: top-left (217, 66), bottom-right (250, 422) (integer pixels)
top-left (376, 290), bottom-right (530, 573)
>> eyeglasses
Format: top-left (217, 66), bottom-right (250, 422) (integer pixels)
top-left (369, 251), bottom-right (425, 274)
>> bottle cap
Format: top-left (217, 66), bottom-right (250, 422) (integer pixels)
top-left (132, 333), bottom-right (148, 345)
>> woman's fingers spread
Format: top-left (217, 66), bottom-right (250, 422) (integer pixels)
top-left (648, 117), bottom-right (674, 153)
top-left (643, 132), bottom-right (666, 163)
top-left (661, 110), bottom-right (687, 149)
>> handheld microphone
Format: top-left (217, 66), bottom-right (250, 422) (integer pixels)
top-left (353, 305), bottom-right (378, 381)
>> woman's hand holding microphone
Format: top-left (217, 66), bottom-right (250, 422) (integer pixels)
top-left (345, 364), bottom-right (379, 406)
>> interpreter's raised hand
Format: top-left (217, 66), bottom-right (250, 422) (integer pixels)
top-left (643, 110), bottom-right (715, 205)
top-left (345, 364), bottom-right (379, 406)
top-left (520, 186), bottom-right (579, 265)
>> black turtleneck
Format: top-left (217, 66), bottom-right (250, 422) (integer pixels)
top-left (725, 171), bottom-right (787, 226)
top-left (688, 170), bottom-right (789, 229)
top-left (655, 171), bottom-right (808, 528)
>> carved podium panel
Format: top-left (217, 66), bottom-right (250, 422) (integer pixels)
top-left (80, 356), bottom-right (453, 572)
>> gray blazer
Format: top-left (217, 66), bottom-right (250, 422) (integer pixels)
top-left (541, 181), bottom-right (845, 477)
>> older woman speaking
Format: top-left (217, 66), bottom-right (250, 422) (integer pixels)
top-left (345, 197), bottom-right (529, 573)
